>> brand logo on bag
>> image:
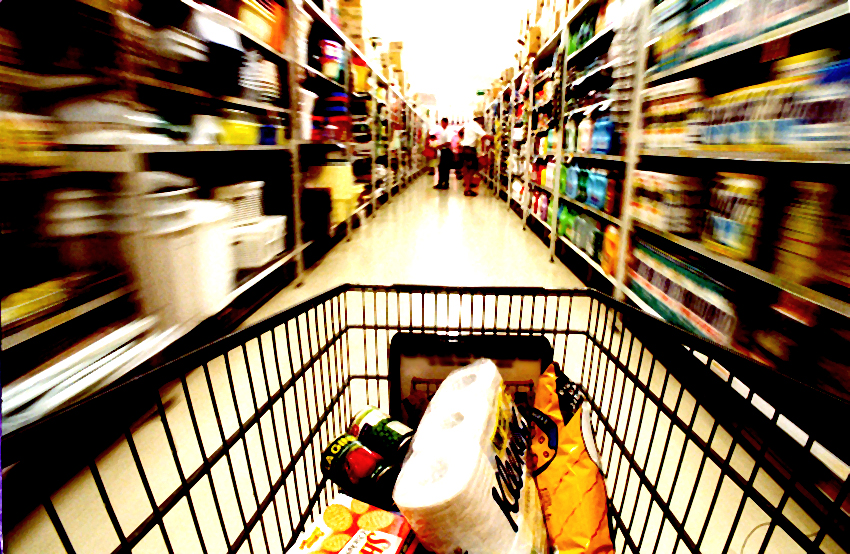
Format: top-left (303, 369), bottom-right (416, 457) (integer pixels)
top-left (491, 406), bottom-right (530, 532)
top-left (342, 530), bottom-right (400, 554)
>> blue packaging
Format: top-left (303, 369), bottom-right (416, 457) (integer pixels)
top-left (565, 165), bottom-right (580, 199)
top-left (590, 116), bottom-right (616, 154)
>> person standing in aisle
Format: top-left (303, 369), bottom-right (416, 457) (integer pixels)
top-left (459, 112), bottom-right (492, 196)
top-left (434, 117), bottom-right (453, 190)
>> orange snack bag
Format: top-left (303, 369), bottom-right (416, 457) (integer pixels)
top-left (528, 364), bottom-right (614, 553)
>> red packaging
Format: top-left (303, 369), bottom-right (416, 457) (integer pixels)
top-left (294, 494), bottom-right (419, 554)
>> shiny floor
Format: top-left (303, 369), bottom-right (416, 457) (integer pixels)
top-left (242, 172), bottom-right (583, 327)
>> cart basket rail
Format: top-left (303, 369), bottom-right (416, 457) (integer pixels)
top-left (4, 285), bottom-right (849, 554)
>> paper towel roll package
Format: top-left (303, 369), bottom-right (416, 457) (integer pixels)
top-left (392, 359), bottom-right (548, 554)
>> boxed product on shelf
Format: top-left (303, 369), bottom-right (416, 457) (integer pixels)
top-left (632, 170), bottom-right (704, 234)
top-left (641, 78), bottom-right (705, 149)
top-left (702, 172), bottom-right (764, 261)
top-left (773, 181), bottom-right (834, 287)
top-left (685, 0), bottom-right (752, 60)
top-left (650, 0), bottom-right (689, 72)
top-left (230, 215), bottom-right (286, 269)
top-left (629, 242), bottom-right (738, 346)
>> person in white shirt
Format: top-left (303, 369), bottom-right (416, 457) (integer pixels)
top-left (431, 117), bottom-right (453, 190)
top-left (459, 111), bottom-right (492, 196)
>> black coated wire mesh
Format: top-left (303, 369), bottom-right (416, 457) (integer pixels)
top-left (4, 285), bottom-right (848, 554)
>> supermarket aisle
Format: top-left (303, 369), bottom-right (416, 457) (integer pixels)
top-left (244, 173), bottom-right (583, 326)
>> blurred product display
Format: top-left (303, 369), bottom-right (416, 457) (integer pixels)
top-left (481, 0), bottom-right (850, 403)
top-left (0, 0), bottom-right (427, 431)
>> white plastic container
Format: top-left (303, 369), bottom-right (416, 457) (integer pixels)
top-left (189, 200), bottom-right (234, 317)
top-left (298, 89), bottom-right (318, 141)
top-left (142, 206), bottom-right (201, 328)
top-left (230, 215), bottom-right (286, 269)
top-left (212, 181), bottom-right (264, 223)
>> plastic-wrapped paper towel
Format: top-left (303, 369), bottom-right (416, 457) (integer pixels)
top-left (392, 359), bottom-right (547, 554)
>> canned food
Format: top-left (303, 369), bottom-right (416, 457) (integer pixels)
top-left (349, 406), bottom-right (414, 461)
top-left (321, 434), bottom-right (397, 508)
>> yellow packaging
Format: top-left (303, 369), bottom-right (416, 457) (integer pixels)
top-left (529, 364), bottom-right (614, 554)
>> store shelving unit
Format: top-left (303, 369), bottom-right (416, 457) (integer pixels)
top-left (0, 0), bottom-right (427, 431)
top-left (484, 0), bottom-right (850, 373)
top-left (486, 0), bottom-right (637, 297)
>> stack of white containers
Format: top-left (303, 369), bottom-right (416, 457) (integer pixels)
top-left (212, 181), bottom-right (286, 269)
top-left (120, 172), bottom-right (234, 329)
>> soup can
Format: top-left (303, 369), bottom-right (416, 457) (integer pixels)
top-left (349, 406), bottom-right (414, 461)
top-left (321, 434), bottom-right (397, 508)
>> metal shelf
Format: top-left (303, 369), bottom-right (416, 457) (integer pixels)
top-left (639, 147), bottom-right (850, 164)
top-left (0, 67), bottom-right (103, 91)
top-left (566, 0), bottom-right (605, 26)
top-left (566, 152), bottom-right (626, 162)
top-left (621, 285), bottom-right (663, 319)
top-left (644, 3), bottom-right (849, 83)
top-left (566, 26), bottom-right (615, 64)
top-left (559, 195), bottom-right (622, 226)
top-left (535, 26), bottom-right (564, 63)
top-left (571, 60), bottom-right (615, 88)
top-left (127, 74), bottom-right (288, 112)
top-left (534, 69), bottom-right (555, 87)
top-left (559, 236), bottom-right (618, 287)
top-left (528, 210), bottom-right (553, 232)
top-left (633, 221), bottom-right (850, 318)
top-left (301, 64), bottom-right (346, 90)
top-left (132, 144), bottom-right (291, 153)
top-left (2, 287), bottom-right (135, 350)
top-left (566, 100), bottom-right (611, 118)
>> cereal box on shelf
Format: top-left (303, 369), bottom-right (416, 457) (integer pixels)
top-left (294, 494), bottom-right (420, 554)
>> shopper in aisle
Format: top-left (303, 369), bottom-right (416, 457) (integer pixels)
top-left (434, 117), bottom-right (453, 189)
top-left (459, 112), bottom-right (492, 196)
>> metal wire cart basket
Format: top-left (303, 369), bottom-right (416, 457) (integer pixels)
top-left (4, 286), bottom-right (848, 554)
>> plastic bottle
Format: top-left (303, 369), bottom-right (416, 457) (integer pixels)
top-left (539, 193), bottom-right (549, 219)
top-left (577, 167), bottom-right (589, 202)
top-left (601, 225), bottom-right (619, 275)
top-left (591, 116), bottom-right (615, 154)
top-left (586, 169), bottom-right (607, 209)
top-left (578, 116), bottom-right (594, 153)
top-left (565, 119), bottom-right (577, 153)
top-left (565, 165), bottom-right (580, 198)
top-left (558, 205), bottom-right (569, 236)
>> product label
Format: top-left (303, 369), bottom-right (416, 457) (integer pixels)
top-left (491, 405), bottom-right (531, 532)
top-left (342, 530), bottom-right (401, 554)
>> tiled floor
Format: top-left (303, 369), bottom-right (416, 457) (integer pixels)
top-left (242, 172), bottom-right (583, 327)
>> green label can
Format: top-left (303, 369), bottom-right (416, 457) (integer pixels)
top-left (320, 434), bottom-right (396, 509)
top-left (349, 406), bottom-right (414, 461)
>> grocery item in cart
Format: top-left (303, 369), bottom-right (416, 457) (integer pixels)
top-left (293, 493), bottom-right (420, 554)
top-left (528, 363), bottom-right (614, 553)
top-left (393, 360), bottom-right (547, 554)
top-left (349, 406), bottom-right (414, 462)
top-left (321, 434), bottom-right (398, 509)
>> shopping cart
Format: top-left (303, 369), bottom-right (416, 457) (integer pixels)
top-left (4, 286), bottom-right (848, 554)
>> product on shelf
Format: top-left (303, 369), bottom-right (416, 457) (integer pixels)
top-left (641, 78), bottom-right (705, 149)
top-left (577, 114), bottom-right (594, 152)
top-left (632, 170), bottom-right (704, 234)
top-left (702, 172), bottom-right (764, 261)
top-left (647, 0), bottom-right (841, 73)
top-left (601, 225), bottom-right (619, 275)
top-left (773, 181), bottom-right (834, 287)
top-left (590, 114), bottom-right (617, 154)
top-left (629, 241), bottom-right (738, 345)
